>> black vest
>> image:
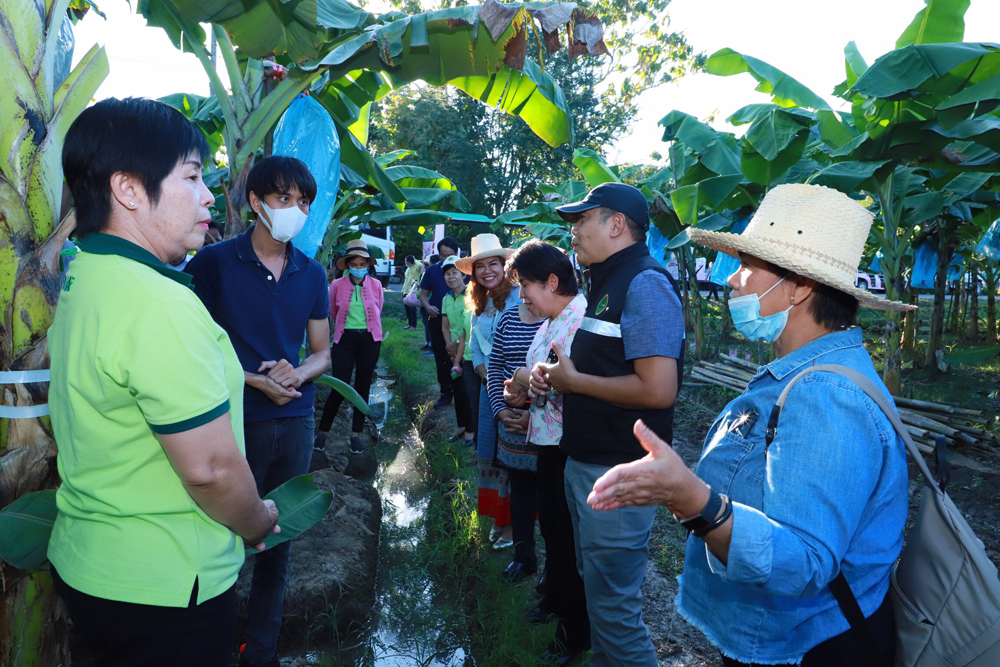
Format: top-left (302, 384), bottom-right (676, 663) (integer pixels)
top-left (561, 243), bottom-right (684, 466)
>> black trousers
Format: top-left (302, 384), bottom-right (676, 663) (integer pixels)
top-left (453, 359), bottom-right (476, 433)
top-left (537, 446), bottom-right (591, 652)
top-left (320, 329), bottom-right (382, 433)
top-left (428, 314), bottom-right (452, 398)
top-left (53, 569), bottom-right (236, 667)
top-left (721, 589), bottom-right (895, 667)
top-left (404, 304), bottom-right (418, 328)
top-left (509, 468), bottom-right (538, 567)
top-left (461, 360), bottom-right (482, 430)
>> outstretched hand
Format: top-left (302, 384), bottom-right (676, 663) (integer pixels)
top-left (588, 420), bottom-right (706, 513)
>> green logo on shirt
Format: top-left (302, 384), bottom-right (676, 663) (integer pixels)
top-left (595, 294), bottom-right (609, 315)
top-left (62, 277), bottom-right (74, 292)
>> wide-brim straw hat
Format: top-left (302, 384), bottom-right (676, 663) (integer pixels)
top-left (688, 184), bottom-right (913, 312)
top-left (336, 239), bottom-right (376, 270)
top-left (455, 233), bottom-right (513, 275)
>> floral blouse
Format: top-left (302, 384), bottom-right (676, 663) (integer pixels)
top-left (526, 294), bottom-right (587, 447)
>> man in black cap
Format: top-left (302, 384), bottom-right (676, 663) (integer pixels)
top-left (531, 182), bottom-right (685, 667)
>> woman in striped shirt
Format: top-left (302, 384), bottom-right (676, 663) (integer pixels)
top-left (489, 302), bottom-right (544, 582)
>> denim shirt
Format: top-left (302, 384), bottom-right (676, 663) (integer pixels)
top-left (676, 327), bottom-right (908, 665)
top-left (470, 286), bottom-right (521, 370)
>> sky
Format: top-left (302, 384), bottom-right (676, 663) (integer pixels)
top-left (72, 0), bottom-right (1000, 166)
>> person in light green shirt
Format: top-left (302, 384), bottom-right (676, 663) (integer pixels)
top-left (441, 256), bottom-right (475, 445)
top-left (47, 97), bottom-right (278, 667)
top-left (402, 254), bottom-right (422, 329)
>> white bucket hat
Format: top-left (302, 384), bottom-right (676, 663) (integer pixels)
top-left (455, 233), bottom-right (512, 275)
top-left (688, 183), bottom-right (913, 312)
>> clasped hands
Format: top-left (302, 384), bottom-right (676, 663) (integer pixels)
top-left (257, 359), bottom-right (303, 406)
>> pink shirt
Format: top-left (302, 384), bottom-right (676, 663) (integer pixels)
top-left (329, 275), bottom-right (383, 343)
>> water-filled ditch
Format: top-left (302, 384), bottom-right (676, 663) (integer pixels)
top-left (302, 370), bottom-right (476, 667)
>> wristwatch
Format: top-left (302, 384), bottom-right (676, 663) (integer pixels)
top-left (679, 490), bottom-right (732, 538)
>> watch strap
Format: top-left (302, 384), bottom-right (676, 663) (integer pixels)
top-left (693, 494), bottom-right (732, 538)
top-left (679, 490), bottom-right (723, 534)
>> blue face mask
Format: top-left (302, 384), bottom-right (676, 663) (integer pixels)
top-left (349, 267), bottom-right (368, 280)
top-left (728, 276), bottom-right (792, 344)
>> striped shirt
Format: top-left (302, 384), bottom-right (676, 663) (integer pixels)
top-left (488, 307), bottom-right (544, 418)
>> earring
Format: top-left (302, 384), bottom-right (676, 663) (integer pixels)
top-left (128, 202), bottom-right (135, 208)
top-left (790, 296), bottom-right (795, 303)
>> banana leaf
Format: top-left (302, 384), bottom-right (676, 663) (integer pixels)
top-left (247, 474), bottom-right (334, 555)
top-left (572, 148), bottom-right (620, 187)
top-left (896, 0), bottom-right (970, 49)
top-left (315, 374), bottom-right (371, 415)
top-left (0, 490), bottom-right (58, 570)
top-left (705, 48), bottom-right (831, 111)
top-left (808, 161), bottom-right (889, 193)
top-left (942, 345), bottom-right (1000, 364)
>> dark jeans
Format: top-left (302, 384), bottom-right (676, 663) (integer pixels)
top-left (509, 468), bottom-right (538, 567)
top-left (721, 590), bottom-right (895, 667)
top-left (404, 304), bottom-right (418, 328)
top-left (243, 414), bottom-right (315, 664)
top-left (53, 568), bottom-right (236, 667)
top-left (537, 446), bottom-right (590, 652)
top-left (428, 314), bottom-right (452, 399)
top-left (461, 360), bottom-right (482, 431)
top-left (421, 307), bottom-right (430, 344)
top-left (320, 329), bottom-right (382, 433)
top-left (453, 359), bottom-right (476, 433)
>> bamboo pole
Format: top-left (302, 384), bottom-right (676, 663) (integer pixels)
top-left (718, 353), bottom-right (760, 372)
top-left (691, 369), bottom-right (745, 393)
top-left (892, 396), bottom-right (982, 417)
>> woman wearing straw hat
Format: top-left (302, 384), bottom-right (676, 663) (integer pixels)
top-left (456, 234), bottom-right (519, 548)
top-left (588, 184), bottom-right (912, 666)
top-left (316, 239), bottom-right (384, 455)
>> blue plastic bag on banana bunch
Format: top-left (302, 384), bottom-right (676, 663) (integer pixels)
top-left (709, 216), bottom-right (750, 286)
top-left (977, 219), bottom-right (1000, 260)
top-left (911, 243), bottom-right (938, 289)
top-left (272, 94), bottom-right (341, 261)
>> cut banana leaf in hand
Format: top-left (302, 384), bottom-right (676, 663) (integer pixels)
top-left (247, 474), bottom-right (334, 555)
top-left (316, 374), bottom-right (371, 415)
top-left (0, 490), bottom-right (58, 570)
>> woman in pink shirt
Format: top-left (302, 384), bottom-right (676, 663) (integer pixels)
top-left (316, 240), bottom-right (384, 454)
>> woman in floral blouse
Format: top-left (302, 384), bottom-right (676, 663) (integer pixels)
top-left (506, 241), bottom-right (591, 661)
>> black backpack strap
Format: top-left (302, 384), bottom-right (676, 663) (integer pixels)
top-left (828, 572), bottom-right (885, 667)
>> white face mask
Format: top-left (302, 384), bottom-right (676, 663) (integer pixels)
top-left (259, 202), bottom-right (308, 243)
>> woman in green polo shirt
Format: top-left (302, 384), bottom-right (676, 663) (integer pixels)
top-left (48, 98), bottom-right (279, 667)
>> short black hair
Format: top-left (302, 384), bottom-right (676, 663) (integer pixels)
top-left (438, 236), bottom-right (459, 253)
top-left (508, 240), bottom-right (578, 296)
top-left (598, 207), bottom-right (646, 243)
top-left (246, 156), bottom-right (317, 209)
top-left (404, 255), bottom-right (415, 264)
top-left (63, 97), bottom-right (210, 239)
top-left (807, 282), bottom-right (858, 330)
top-left (765, 261), bottom-right (857, 330)
top-left (442, 262), bottom-right (461, 276)
top-left (429, 254), bottom-right (440, 264)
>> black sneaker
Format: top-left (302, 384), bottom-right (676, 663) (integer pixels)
top-left (433, 396), bottom-right (452, 409)
top-left (314, 433), bottom-right (327, 452)
top-left (349, 436), bottom-right (364, 454)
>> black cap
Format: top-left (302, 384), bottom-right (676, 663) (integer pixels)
top-left (555, 182), bottom-right (650, 231)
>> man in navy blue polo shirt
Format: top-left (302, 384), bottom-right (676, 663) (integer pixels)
top-left (420, 236), bottom-right (459, 409)
top-left (185, 156), bottom-right (331, 667)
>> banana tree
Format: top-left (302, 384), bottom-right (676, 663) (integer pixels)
top-left (0, 2), bottom-right (109, 664)
top-left (704, 0), bottom-right (1000, 393)
top-left (142, 0), bottom-right (607, 238)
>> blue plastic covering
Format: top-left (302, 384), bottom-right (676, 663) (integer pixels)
top-left (272, 94), bottom-right (341, 261)
top-left (54, 15), bottom-right (75, 89)
top-left (647, 224), bottom-right (670, 268)
top-left (947, 253), bottom-right (965, 282)
top-left (709, 216), bottom-right (751, 286)
top-left (911, 243), bottom-right (937, 289)
top-left (869, 249), bottom-right (882, 274)
top-left (977, 219), bottom-right (1000, 260)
